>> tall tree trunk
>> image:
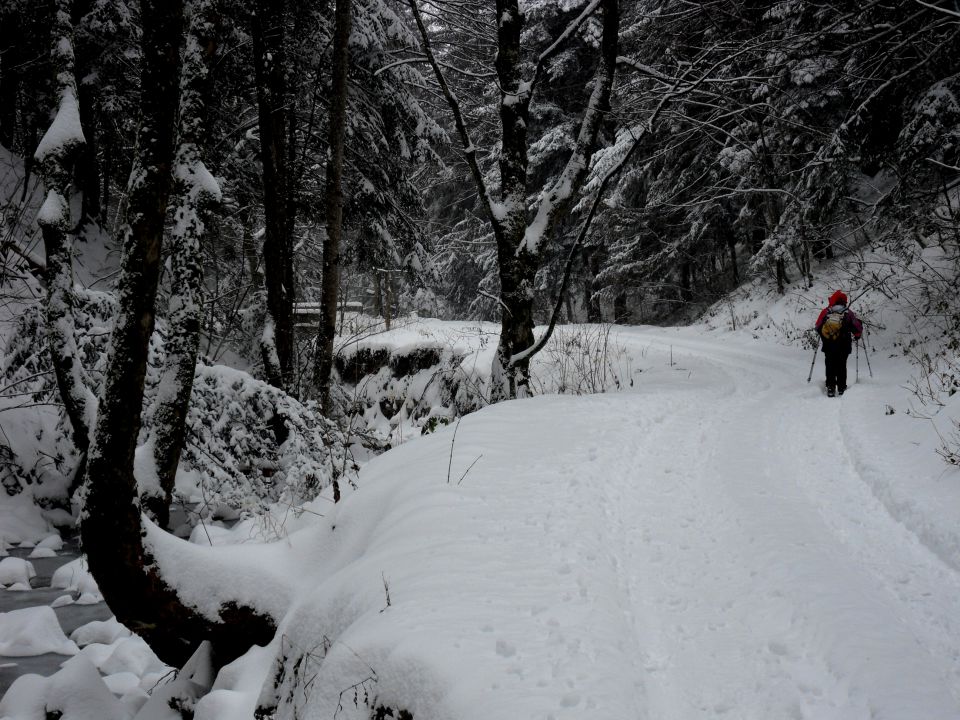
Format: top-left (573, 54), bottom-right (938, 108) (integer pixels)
top-left (407, 0), bottom-right (618, 401)
top-left (0, 9), bottom-right (19, 149)
top-left (726, 229), bottom-right (739, 286)
top-left (74, 80), bottom-right (101, 228)
top-left (487, 0), bottom-right (534, 400)
top-left (251, 0), bottom-right (295, 393)
top-left (680, 262), bottom-right (693, 303)
top-left (586, 248), bottom-right (602, 323)
top-left (314, 0), bottom-right (351, 414)
top-left (35, 0), bottom-right (96, 488)
top-left (491, 0), bottom-right (620, 400)
top-left (141, 0), bottom-right (221, 528)
top-left (80, 0), bottom-right (274, 668)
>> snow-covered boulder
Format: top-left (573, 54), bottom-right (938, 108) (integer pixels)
top-left (0, 557), bottom-right (35, 587)
top-left (27, 547), bottom-right (57, 559)
top-left (99, 635), bottom-right (166, 678)
top-left (0, 606), bottom-right (78, 656)
top-left (36, 534), bottom-right (64, 551)
top-left (70, 617), bottom-right (131, 648)
top-left (51, 557), bottom-right (99, 595)
top-left (0, 655), bottom-right (126, 720)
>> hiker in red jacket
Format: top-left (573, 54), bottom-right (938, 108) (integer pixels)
top-left (815, 290), bottom-right (863, 397)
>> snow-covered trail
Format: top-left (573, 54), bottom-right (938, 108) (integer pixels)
top-left (602, 328), bottom-right (960, 719)
top-left (192, 325), bottom-right (960, 720)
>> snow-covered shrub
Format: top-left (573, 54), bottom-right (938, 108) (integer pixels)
top-left (1, 289), bottom-right (121, 401)
top-left (177, 364), bottom-right (352, 514)
top-left (338, 342), bottom-right (484, 447)
top-left (0, 291), bottom-right (121, 495)
top-left (2, 291), bottom-right (352, 515)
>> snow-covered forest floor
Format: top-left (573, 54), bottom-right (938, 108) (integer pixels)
top-left (4, 258), bottom-right (960, 719)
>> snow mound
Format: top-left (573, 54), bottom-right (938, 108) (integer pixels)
top-left (27, 547), bottom-right (57, 559)
top-left (0, 558), bottom-right (35, 587)
top-left (0, 494), bottom-right (53, 547)
top-left (51, 557), bottom-right (100, 596)
top-left (70, 618), bottom-right (131, 648)
top-left (0, 606), bottom-right (78, 656)
top-left (0, 655), bottom-right (125, 720)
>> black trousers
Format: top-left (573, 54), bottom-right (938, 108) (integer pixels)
top-left (824, 349), bottom-right (848, 390)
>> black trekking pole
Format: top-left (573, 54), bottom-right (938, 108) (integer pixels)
top-left (856, 338), bottom-right (860, 383)
top-left (863, 325), bottom-right (874, 379)
top-left (807, 335), bottom-right (820, 382)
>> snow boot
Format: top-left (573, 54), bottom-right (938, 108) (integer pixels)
top-left (827, 387), bottom-right (836, 397)
top-left (838, 386), bottom-right (846, 396)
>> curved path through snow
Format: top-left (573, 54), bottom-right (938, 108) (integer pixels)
top-left (599, 328), bottom-right (960, 719)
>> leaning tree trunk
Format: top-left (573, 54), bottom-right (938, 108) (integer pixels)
top-left (81, 0), bottom-right (275, 668)
top-left (141, 0), bottom-right (221, 529)
top-left (251, 0), bottom-right (296, 393)
top-left (34, 0), bottom-right (97, 490)
top-left (314, 0), bottom-right (351, 413)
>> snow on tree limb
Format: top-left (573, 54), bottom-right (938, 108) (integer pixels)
top-left (34, 0), bottom-right (95, 474)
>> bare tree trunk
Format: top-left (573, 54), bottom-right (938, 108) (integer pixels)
top-left (372, 270), bottom-right (382, 317)
top-left (0, 9), bottom-right (20, 149)
top-left (727, 230), bottom-right (739, 286)
top-left (314, 0), bottom-right (351, 413)
top-left (142, 0), bottom-right (221, 528)
top-left (408, 0), bottom-right (619, 402)
top-left (490, 0), bottom-right (620, 400)
top-left (251, 0), bottom-right (295, 392)
top-left (80, 0), bottom-right (274, 668)
top-left (35, 0), bottom-right (96, 490)
top-left (680, 262), bottom-right (693, 304)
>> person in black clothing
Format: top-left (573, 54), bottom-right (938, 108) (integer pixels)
top-left (815, 290), bottom-right (863, 397)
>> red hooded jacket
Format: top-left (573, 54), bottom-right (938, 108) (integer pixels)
top-left (815, 291), bottom-right (863, 348)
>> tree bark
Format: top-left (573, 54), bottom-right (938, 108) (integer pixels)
top-left (314, 0), bottom-right (352, 414)
top-left (408, 0), bottom-right (619, 401)
top-left (491, 0), bottom-right (620, 400)
top-left (80, 0), bottom-right (274, 668)
top-left (142, 0), bottom-right (221, 528)
top-left (251, 0), bottom-right (296, 393)
top-left (0, 9), bottom-right (19, 149)
top-left (727, 230), bottom-right (739, 286)
top-left (35, 0), bottom-right (96, 485)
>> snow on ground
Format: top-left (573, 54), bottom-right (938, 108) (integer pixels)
top-left (177, 315), bottom-right (960, 719)
top-left (5, 261), bottom-right (960, 717)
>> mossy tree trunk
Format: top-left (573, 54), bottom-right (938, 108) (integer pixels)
top-left (81, 0), bottom-right (275, 668)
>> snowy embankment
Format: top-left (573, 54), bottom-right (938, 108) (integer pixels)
top-left (160, 325), bottom-right (960, 717)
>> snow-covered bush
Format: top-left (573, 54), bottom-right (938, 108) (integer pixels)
top-left (337, 341), bottom-right (485, 447)
top-left (1, 291), bottom-right (352, 515)
top-left (178, 364), bottom-right (352, 514)
top-left (0, 443), bottom-right (37, 496)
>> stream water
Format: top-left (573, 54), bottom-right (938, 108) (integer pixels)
top-left (0, 540), bottom-right (112, 696)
